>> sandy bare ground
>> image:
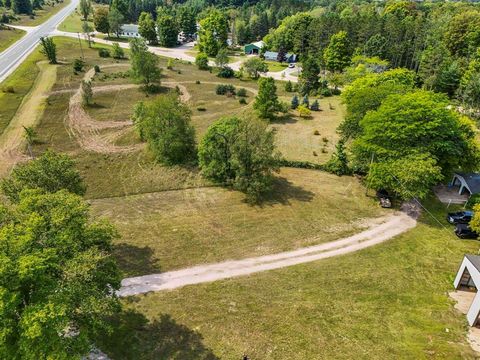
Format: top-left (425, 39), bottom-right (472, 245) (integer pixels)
top-left (0, 61), bottom-right (56, 177)
top-left (119, 212), bottom-right (416, 296)
top-left (449, 290), bottom-right (480, 354)
top-left (66, 68), bottom-right (196, 153)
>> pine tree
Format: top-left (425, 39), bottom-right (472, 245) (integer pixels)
top-left (285, 80), bottom-right (293, 92)
top-left (291, 95), bottom-right (299, 109)
top-left (310, 99), bottom-right (319, 111)
top-left (302, 95), bottom-right (309, 107)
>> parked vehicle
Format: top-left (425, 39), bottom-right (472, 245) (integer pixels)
top-left (288, 63), bottom-right (295, 68)
top-left (376, 189), bottom-right (392, 208)
top-left (447, 210), bottom-right (474, 224)
top-left (455, 223), bottom-right (478, 239)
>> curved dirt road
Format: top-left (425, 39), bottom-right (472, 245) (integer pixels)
top-left (119, 212), bottom-right (416, 296)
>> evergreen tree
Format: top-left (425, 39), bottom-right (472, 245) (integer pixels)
top-left (302, 94), bottom-right (309, 107)
top-left (299, 57), bottom-right (319, 95)
top-left (254, 77), bottom-right (281, 120)
top-left (291, 95), bottom-right (299, 109)
top-left (285, 80), bottom-right (293, 92)
top-left (310, 99), bottom-right (319, 111)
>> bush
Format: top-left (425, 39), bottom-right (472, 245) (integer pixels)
top-left (217, 66), bottom-right (235, 78)
top-left (197, 107), bottom-right (207, 111)
top-left (313, 130), bottom-right (320, 135)
top-left (467, 194), bottom-right (480, 209)
top-left (291, 95), bottom-right (299, 109)
top-left (195, 52), bottom-right (209, 70)
top-left (112, 42), bottom-right (124, 59)
top-left (167, 59), bottom-right (174, 70)
top-left (2, 86), bottom-right (14, 93)
top-left (285, 80), bottom-right (293, 92)
top-left (237, 88), bottom-right (247, 97)
top-left (73, 58), bottom-right (85, 72)
top-left (195, 80), bottom-right (201, 84)
top-left (94, 65), bottom-right (100, 73)
top-left (239, 98), bottom-right (247, 104)
top-left (310, 99), bottom-right (320, 111)
top-left (319, 87), bottom-right (332, 97)
top-left (216, 84), bottom-right (236, 95)
top-left (98, 48), bottom-right (110, 58)
top-left (331, 88), bottom-right (341, 95)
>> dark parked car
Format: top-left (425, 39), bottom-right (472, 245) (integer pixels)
top-left (376, 189), bottom-right (392, 208)
top-left (455, 223), bottom-right (478, 239)
top-left (447, 210), bottom-right (474, 224)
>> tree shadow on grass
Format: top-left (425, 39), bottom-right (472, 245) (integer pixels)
top-left (257, 176), bottom-right (315, 206)
top-left (114, 243), bottom-right (162, 277)
top-left (98, 309), bottom-right (219, 360)
top-left (270, 113), bottom-right (298, 124)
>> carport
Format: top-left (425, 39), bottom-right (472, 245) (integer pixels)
top-left (453, 255), bottom-right (480, 326)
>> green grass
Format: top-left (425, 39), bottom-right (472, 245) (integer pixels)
top-left (0, 46), bottom-right (43, 135)
top-left (9, 0), bottom-right (70, 26)
top-left (0, 26), bottom-right (25, 53)
top-left (57, 9), bottom-right (94, 33)
top-left (266, 61), bottom-right (288, 72)
top-left (90, 168), bottom-right (386, 275)
top-left (96, 197), bottom-right (479, 359)
top-left (272, 96), bottom-right (345, 164)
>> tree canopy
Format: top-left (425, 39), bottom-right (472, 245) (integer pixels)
top-left (132, 94), bottom-right (196, 165)
top-left (0, 189), bottom-right (120, 359)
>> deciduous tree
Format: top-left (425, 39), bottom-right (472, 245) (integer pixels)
top-left (254, 77), bottom-right (281, 120)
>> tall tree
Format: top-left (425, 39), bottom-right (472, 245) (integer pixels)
top-left (199, 117), bottom-right (280, 202)
top-left (299, 57), bottom-right (319, 95)
top-left (39, 37), bottom-right (57, 64)
top-left (1, 150), bottom-right (86, 202)
top-left (254, 77), bottom-right (281, 120)
top-left (198, 9), bottom-right (228, 57)
top-left (138, 12), bottom-right (157, 45)
top-left (240, 57), bottom-right (268, 79)
top-left (129, 37), bottom-right (161, 91)
top-left (79, 0), bottom-right (91, 21)
top-left (93, 7), bottom-right (110, 35)
top-left (108, 8), bottom-right (124, 38)
top-left (157, 13), bottom-right (178, 47)
top-left (0, 189), bottom-right (120, 359)
top-left (323, 30), bottom-right (351, 72)
top-left (178, 6), bottom-right (197, 39)
top-left (132, 94), bottom-right (196, 165)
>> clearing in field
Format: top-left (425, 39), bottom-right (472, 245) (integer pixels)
top-left (0, 26), bottom-right (25, 53)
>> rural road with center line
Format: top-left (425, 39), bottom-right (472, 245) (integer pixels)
top-left (0, 0), bottom-right (80, 83)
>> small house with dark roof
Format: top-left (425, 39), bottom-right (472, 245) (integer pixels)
top-left (452, 173), bottom-right (480, 196)
top-left (264, 51), bottom-right (297, 63)
top-left (454, 255), bottom-right (480, 325)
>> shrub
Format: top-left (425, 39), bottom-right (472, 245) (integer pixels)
top-left (467, 194), bottom-right (480, 209)
top-left (313, 130), bottom-right (320, 135)
top-left (331, 88), bottom-right (341, 95)
top-left (239, 98), bottom-right (247, 104)
top-left (216, 84), bottom-right (236, 95)
top-left (94, 65), bottom-right (100, 73)
top-left (310, 99), bottom-right (320, 111)
top-left (98, 48), bottom-right (110, 58)
top-left (291, 95), bottom-right (299, 109)
top-left (285, 80), bottom-right (293, 92)
top-left (195, 80), bottom-right (201, 84)
top-left (112, 42), bottom-right (125, 59)
top-left (3, 86), bottom-right (14, 93)
top-left (73, 58), bottom-right (85, 72)
top-left (197, 107), bottom-right (207, 111)
top-left (322, 137), bottom-right (329, 143)
top-left (195, 52), bottom-right (209, 70)
top-left (320, 87), bottom-right (332, 97)
top-left (167, 58), bottom-right (174, 70)
top-left (237, 88), bottom-right (247, 97)
top-left (302, 95), bottom-right (309, 107)
top-left (217, 66), bottom-right (235, 78)
top-left (297, 104), bottom-right (311, 118)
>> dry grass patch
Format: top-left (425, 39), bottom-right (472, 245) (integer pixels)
top-left (0, 26), bottom-right (25, 53)
top-left (90, 168), bottom-right (386, 275)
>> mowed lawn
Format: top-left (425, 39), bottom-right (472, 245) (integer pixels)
top-left (0, 26), bottom-right (25, 53)
top-left (97, 198), bottom-right (479, 359)
top-left (57, 8), bottom-right (95, 33)
top-left (90, 168), bottom-right (386, 275)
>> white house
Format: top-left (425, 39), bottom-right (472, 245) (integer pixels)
top-left (119, 24), bottom-right (140, 38)
top-left (453, 255), bottom-right (480, 326)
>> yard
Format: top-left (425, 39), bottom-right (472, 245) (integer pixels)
top-left (96, 198), bottom-right (479, 359)
top-left (57, 8), bottom-right (95, 33)
top-left (0, 26), bottom-right (25, 53)
top-left (5, 35), bottom-right (477, 359)
top-left (266, 61), bottom-right (288, 72)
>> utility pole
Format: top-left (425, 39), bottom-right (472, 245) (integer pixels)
top-left (77, 32), bottom-right (85, 59)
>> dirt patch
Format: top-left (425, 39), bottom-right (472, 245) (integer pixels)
top-left (0, 61), bottom-right (57, 176)
top-left (66, 67), bottom-right (194, 154)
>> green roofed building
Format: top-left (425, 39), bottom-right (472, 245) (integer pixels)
top-left (244, 40), bottom-right (265, 55)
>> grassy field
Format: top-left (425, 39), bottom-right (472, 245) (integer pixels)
top-left (0, 26), bottom-right (25, 53)
top-left (91, 168), bottom-right (386, 275)
top-left (266, 61), bottom-right (288, 72)
top-left (96, 198), bottom-right (479, 359)
top-left (57, 8), bottom-right (94, 33)
top-left (0, 46), bottom-right (44, 135)
top-left (7, 0), bottom-right (70, 26)
top-left (273, 95), bottom-right (345, 164)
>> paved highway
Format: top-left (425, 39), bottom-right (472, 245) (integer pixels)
top-left (0, 0), bottom-right (79, 83)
